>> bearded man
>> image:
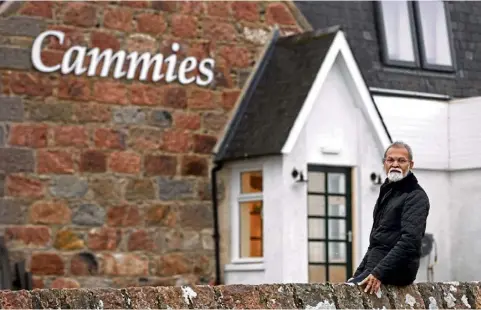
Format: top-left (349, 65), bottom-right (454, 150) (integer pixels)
top-left (347, 141), bottom-right (430, 294)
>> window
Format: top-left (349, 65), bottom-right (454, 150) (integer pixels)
top-left (232, 170), bottom-right (263, 262)
top-left (376, 0), bottom-right (454, 72)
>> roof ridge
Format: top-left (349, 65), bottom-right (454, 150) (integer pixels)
top-left (277, 24), bottom-right (342, 45)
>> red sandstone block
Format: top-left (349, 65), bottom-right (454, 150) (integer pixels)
top-left (6, 174), bottom-right (44, 198)
top-left (100, 253), bottom-right (149, 276)
top-left (203, 20), bottom-right (237, 42)
top-left (163, 86), bottom-right (187, 108)
top-left (108, 151), bottom-right (141, 174)
top-left (107, 204), bottom-right (141, 227)
top-left (30, 252), bottom-right (65, 275)
top-left (87, 227), bottom-right (120, 251)
top-left (51, 278), bottom-right (80, 289)
top-left (37, 150), bottom-right (75, 174)
top-left (231, 1), bottom-right (259, 21)
top-left (222, 90), bottom-right (241, 110)
top-left (80, 150), bottom-right (107, 173)
top-left (63, 2), bottom-right (97, 28)
top-left (144, 154), bottom-right (177, 176)
top-left (127, 229), bottom-right (156, 251)
top-left (5, 226), bottom-right (51, 247)
top-left (58, 77), bottom-right (91, 101)
top-left (94, 128), bottom-right (126, 149)
top-left (180, 1), bottom-right (205, 14)
top-left (19, 1), bottom-right (53, 18)
top-left (193, 134), bottom-right (217, 154)
top-left (131, 83), bottom-right (163, 106)
top-left (206, 1), bottom-right (230, 17)
top-left (91, 31), bottom-right (120, 51)
top-left (129, 128), bottom-right (163, 150)
top-left (103, 7), bottom-right (132, 32)
top-left (120, 1), bottom-right (149, 8)
top-left (219, 45), bottom-right (251, 68)
top-left (137, 13), bottom-right (167, 35)
top-left (188, 89), bottom-right (217, 110)
top-left (266, 3), bottom-right (297, 26)
top-left (171, 14), bottom-right (198, 38)
top-left (30, 201), bottom-right (71, 225)
top-left (181, 155), bottom-right (209, 176)
top-left (162, 130), bottom-right (192, 153)
top-left (9, 72), bottom-right (53, 97)
top-left (53, 125), bottom-right (88, 147)
top-left (93, 81), bottom-right (128, 105)
top-left (173, 111), bottom-right (201, 130)
top-left (11, 125), bottom-right (34, 144)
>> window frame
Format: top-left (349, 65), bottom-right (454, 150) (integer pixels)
top-left (375, 0), bottom-right (456, 73)
top-left (229, 166), bottom-right (264, 265)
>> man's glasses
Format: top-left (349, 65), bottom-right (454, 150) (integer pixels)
top-left (384, 157), bottom-right (409, 165)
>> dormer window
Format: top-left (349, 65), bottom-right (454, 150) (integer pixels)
top-left (376, 0), bottom-right (455, 72)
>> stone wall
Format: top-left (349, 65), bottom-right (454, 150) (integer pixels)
top-left (0, 0), bottom-right (305, 289)
top-left (1, 281), bottom-right (481, 309)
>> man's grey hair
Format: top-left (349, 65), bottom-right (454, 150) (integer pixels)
top-left (383, 141), bottom-right (413, 162)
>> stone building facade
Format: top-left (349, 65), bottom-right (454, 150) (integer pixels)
top-left (0, 0), bottom-right (306, 289)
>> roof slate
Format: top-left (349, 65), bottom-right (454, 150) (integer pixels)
top-left (215, 26), bottom-right (340, 162)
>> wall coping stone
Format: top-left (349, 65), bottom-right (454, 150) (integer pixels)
top-left (0, 281), bottom-right (480, 309)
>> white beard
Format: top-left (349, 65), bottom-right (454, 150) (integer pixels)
top-left (387, 168), bottom-right (408, 182)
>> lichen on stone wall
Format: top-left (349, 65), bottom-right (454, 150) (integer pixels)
top-left (2, 281), bottom-right (481, 309)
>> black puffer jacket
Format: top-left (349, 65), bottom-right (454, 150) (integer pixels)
top-left (353, 172), bottom-right (430, 285)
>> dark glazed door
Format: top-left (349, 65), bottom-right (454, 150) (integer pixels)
top-left (306, 164), bottom-right (353, 283)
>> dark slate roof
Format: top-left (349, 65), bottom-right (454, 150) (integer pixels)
top-left (215, 26), bottom-right (340, 162)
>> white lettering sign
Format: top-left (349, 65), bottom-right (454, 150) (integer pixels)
top-left (31, 30), bottom-right (215, 86)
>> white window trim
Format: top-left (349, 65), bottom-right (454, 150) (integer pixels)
top-left (228, 165), bottom-right (265, 267)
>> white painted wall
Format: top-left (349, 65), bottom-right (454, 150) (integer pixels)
top-left (449, 97), bottom-right (481, 170)
top-left (281, 55), bottom-right (386, 282)
top-left (373, 95), bottom-right (449, 170)
top-left (449, 169), bottom-right (481, 281)
top-left (410, 169), bottom-right (451, 282)
top-left (222, 156), bottom-right (285, 285)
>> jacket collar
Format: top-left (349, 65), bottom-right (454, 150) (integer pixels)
top-left (381, 171), bottom-right (418, 192)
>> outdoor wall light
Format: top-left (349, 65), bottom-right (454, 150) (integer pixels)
top-left (370, 172), bottom-right (382, 185)
top-left (291, 168), bottom-right (307, 183)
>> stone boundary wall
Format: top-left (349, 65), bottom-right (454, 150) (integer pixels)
top-left (1, 281), bottom-right (480, 309)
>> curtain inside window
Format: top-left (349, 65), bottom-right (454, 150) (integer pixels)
top-left (380, 0), bottom-right (416, 62)
top-left (417, 1), bottom-right (452, 66)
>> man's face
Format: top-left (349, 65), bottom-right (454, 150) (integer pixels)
top-left (383, 146), bottom-right (414, 182)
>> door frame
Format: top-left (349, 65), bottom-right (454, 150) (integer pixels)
top-left (306, 164), bottom-right (353, 282)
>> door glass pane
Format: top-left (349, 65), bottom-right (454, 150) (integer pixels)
top-left (308, 195), bottom-right (325, 216)
top-left (308, 171), bottom-right (325, 193)
top-left (309, 241), bottom-right (325, 263)
top-left (328, 196), bottom-right (346, 217)
top-left (328, 242), bottom-right (346, 263)
top-left (416, 0), bottom-right (452, 66)
top-left (240, 201), bottom-right (263, 258)
top-left (308, 218), bottom-right (325, 239)
top-left (309, 265), bottom-right (326, 283)
top-left (329, 265), bottom-right (346, 283)
top-left (328, 219), bottom-right (346, 240)
top-left (241, 171), bottom-right (262, 193)
top-left (327, 173), bottom-right (345, 194)
top-left (379, 0), bottom-right (416, 62)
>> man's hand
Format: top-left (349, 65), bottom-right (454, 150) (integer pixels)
top-left (358, 274), bottom-right (381, 294)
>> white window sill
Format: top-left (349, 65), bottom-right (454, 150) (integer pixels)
top-left (225, 261), bottom-right (265, 272)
